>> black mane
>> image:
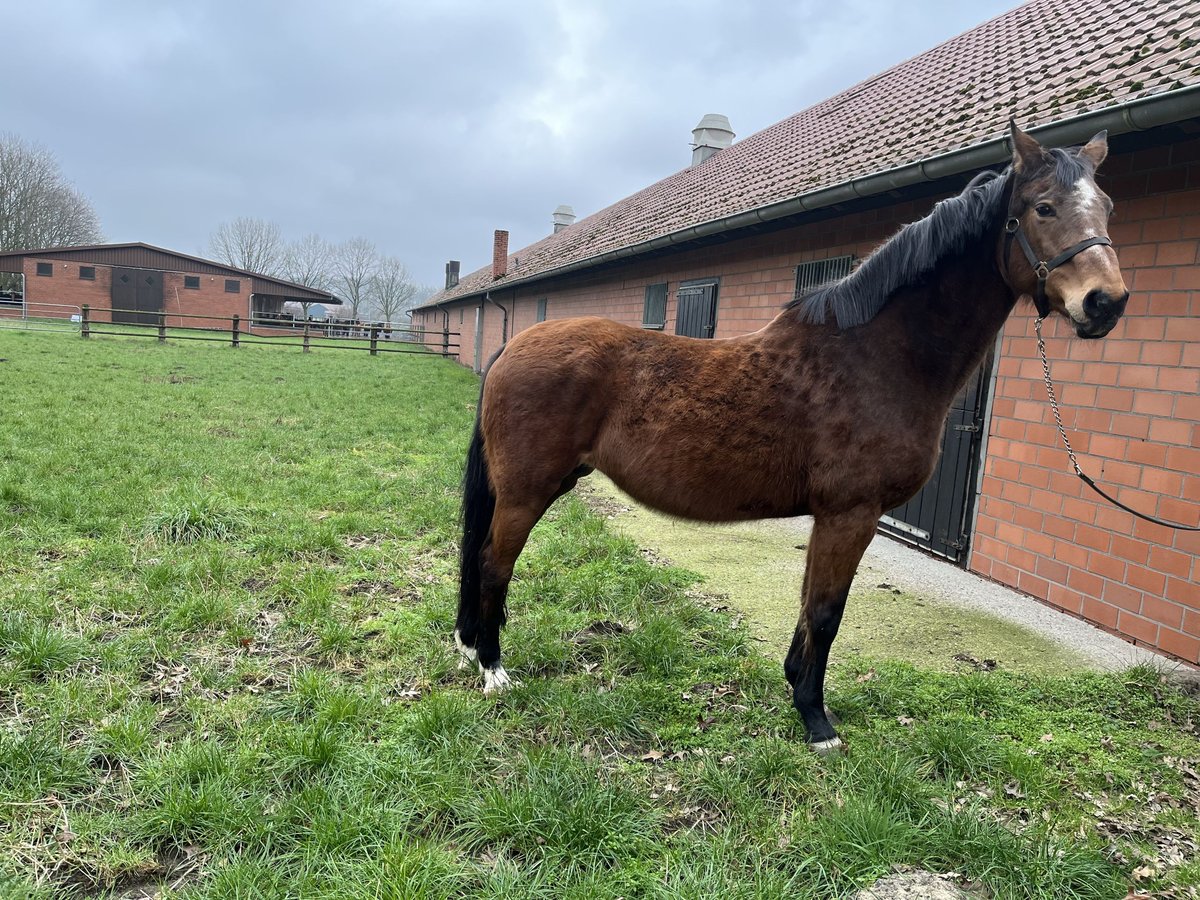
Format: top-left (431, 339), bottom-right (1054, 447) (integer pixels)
top-left (789, 146), bottom-right (1097, 330)
top-left (789, 170), bottom-right (1012, 329)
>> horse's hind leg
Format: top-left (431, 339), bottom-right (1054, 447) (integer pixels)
top-left (463, 467), bottom-right (591, 693)
top-left (784, 509), bottom-right (878, 752)
top-left (470, 500), bottom-right (543, 693)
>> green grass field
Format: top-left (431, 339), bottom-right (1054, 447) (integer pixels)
top-left (1, 329), bottom-right (1197, 899)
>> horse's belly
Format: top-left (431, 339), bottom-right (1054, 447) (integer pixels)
top-left (585, 447), bottom-right (808, 522)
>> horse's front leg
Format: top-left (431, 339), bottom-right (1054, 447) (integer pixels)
top-left (784, 509), bottom-right (879, 753)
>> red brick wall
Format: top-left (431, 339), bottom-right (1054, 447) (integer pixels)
top-left (972, 137), bottom-right (1200, 663)
top-left (12, 258), bottom-right (112, 320)
top-left (162, 271), bottom-right (249, 329)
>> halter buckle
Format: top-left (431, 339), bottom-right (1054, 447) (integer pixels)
top-left (1035, 262), bottom-right (1050, 280)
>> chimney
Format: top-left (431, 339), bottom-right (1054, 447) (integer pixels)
top-left (691, 114), bottom-right (735, 165)
top-left (445, 260), bottom-right (460, 289)
top-left (492, 230), bottom-right (509, 279)
top-left (552, 204), bottom-right (576, 233)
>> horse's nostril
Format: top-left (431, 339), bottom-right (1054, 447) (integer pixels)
top-left (1083, 289), bottom-right (1122, 317)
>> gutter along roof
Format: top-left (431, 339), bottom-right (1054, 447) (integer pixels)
top-left (419, 0), bottom-right (1200, 310)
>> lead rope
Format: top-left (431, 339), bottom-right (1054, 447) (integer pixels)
top-left (1035, 317), bottom-right (1200, 531)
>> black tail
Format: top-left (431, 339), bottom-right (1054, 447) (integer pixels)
top-left (458, 384), bottom-right (495, 637)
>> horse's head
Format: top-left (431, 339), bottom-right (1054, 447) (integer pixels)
top-left (1002, 123), bottom-right (1129, 338)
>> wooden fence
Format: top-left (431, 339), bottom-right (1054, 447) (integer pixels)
top-left (74, 305), bottom-right (461, 358)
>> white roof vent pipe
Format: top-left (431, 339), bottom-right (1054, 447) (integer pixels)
top-left (691, 114), bottom-right (734, 165)
top-left (552, 205), bottom-right (576, 233)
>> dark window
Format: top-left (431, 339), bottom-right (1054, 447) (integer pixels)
top-left (36, 262), bottom-right (53, 277)
top-left (79, 266), bottom-right (95, 280)
top-left (459, 308), bottom-right (464, 325)
top-left (794, 255), bottom-right (855, 298)
top-left (536, 298), bottom-right (547, 322)
top-left (184, 275), bottom-right (200, 289)
top-left (643, 283), bottom-right (667, 329)
top-left (224, 278), bottom-right (240, 293)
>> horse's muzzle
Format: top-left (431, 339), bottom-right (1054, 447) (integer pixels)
top-left (1076, 288), bottom-right (1129, 339)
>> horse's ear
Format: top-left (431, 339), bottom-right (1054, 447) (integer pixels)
top-left (1009, 121), bottom-right (1047, 173)
top-left (1080, 130), bottom-right (1109, 168)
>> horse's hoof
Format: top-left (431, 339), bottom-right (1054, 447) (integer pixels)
top-left (482, 665), bottom-right (519, 695)
top-left (809, 736), bottom-right (846, 756)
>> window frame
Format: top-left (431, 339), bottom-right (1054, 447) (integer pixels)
top-left (224, 278), bottom-right (240, 294)
top-left (78, 266), bottom-right (96, 281)
top-left (36, 262), bottom-right (53, 277)
top-left (184, 275), bottom-right (201, 290)
top-left (536, 298), bottom-right (547, 323)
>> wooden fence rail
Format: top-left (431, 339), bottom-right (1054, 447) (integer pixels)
top-left (78, 305), bottom-right (460, 357)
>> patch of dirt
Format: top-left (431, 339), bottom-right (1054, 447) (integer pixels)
top-left (572, 620), bottom-right (630, 643)
top-left (855, 871), bottom-right (984, 899)
top-left (575, 482), bottom-right (631, 518)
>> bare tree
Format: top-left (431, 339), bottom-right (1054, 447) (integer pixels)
top-left (333, 237), bottom-right (379, 322)
top-left (208, 217), bottom-right (284, 276)
top-left (368, 256), bottom-right (417, 329)
top-left (0, 133), bottom-right (103, 251)
top-left (281, 233), bottom-right (334, 317)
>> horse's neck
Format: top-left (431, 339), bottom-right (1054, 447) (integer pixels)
top-left (874, 232), bottom-right (1016, 404)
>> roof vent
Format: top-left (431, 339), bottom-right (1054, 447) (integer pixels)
top-left (691, 114), bottom-right (734, 165)
top-left (445, 260), bottom-right (460, 289)
top-left (552, 205), bottom-right (576, 233)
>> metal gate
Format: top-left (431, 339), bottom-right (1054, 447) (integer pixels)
top-left (111, 268), bottom-right (163, 325)
top-left (675, 279), bottom-right (718, 338)
top-left (878, 354), bottom-right (994, 562)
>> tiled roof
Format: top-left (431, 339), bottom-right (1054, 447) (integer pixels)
top-left (422, 0), bottom-right (1200, 308)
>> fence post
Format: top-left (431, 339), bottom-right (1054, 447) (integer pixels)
top-left (369, 324), bottom-right (379, 356)
top-left (442, 324), bottom-right (449, 357)
top-left (81, 305), bottom-right (90, 339)
top-left (231, 314), bottom-right (241, 348)
top-left (157, 312), bottom-right (167, 343)
top-left (303, 322), bottom-right (311, 354)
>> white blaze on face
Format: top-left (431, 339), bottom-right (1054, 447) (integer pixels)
top-left (1055, 178), bottom-right (1116, 323)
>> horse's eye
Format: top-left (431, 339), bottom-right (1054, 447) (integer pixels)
top-left (1035, 204), bottom-right (1056, 218)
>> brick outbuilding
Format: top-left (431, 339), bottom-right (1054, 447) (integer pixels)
top-left (416, 0), bottom-right (1200, 663)
top-left (0, 242), bottom-right (338, 330)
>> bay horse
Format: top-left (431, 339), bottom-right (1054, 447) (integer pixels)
top-left (455, 124), bottom-right (1128, 752)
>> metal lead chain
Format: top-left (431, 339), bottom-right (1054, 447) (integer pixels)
top-left (1035, 317), bottom-right (1083, 477)
top-left (1034, 316), bottom-right (1200, 532)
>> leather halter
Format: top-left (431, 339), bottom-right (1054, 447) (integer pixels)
top-left (1003, 216), bottom-right (1111, 318)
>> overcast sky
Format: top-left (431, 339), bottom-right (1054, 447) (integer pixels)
top-left (5, 0), bottom-right (1017, 290)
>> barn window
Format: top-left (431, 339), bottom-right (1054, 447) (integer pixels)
top-left (36, 262), bottom-right (53, 277)
top-left (79, 266), bottom-right (96, 280)
top-left (794, 255), bottom-right (855, 298)
top-left (459, 308), bottom-right (464, 325)
top-left (224, 278), bottom-right (240, 293)
top-left (184, 275), bottom-right (200, 289)
top-left (536, 298), bottom-right (548, 322)
top-left (643, 283), bottom-right (667, 329)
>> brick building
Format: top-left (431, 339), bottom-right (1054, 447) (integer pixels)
top-left (0, 243), bottom-right (338, 330)
top-left (415, 0), bottom-right (1200, 664)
